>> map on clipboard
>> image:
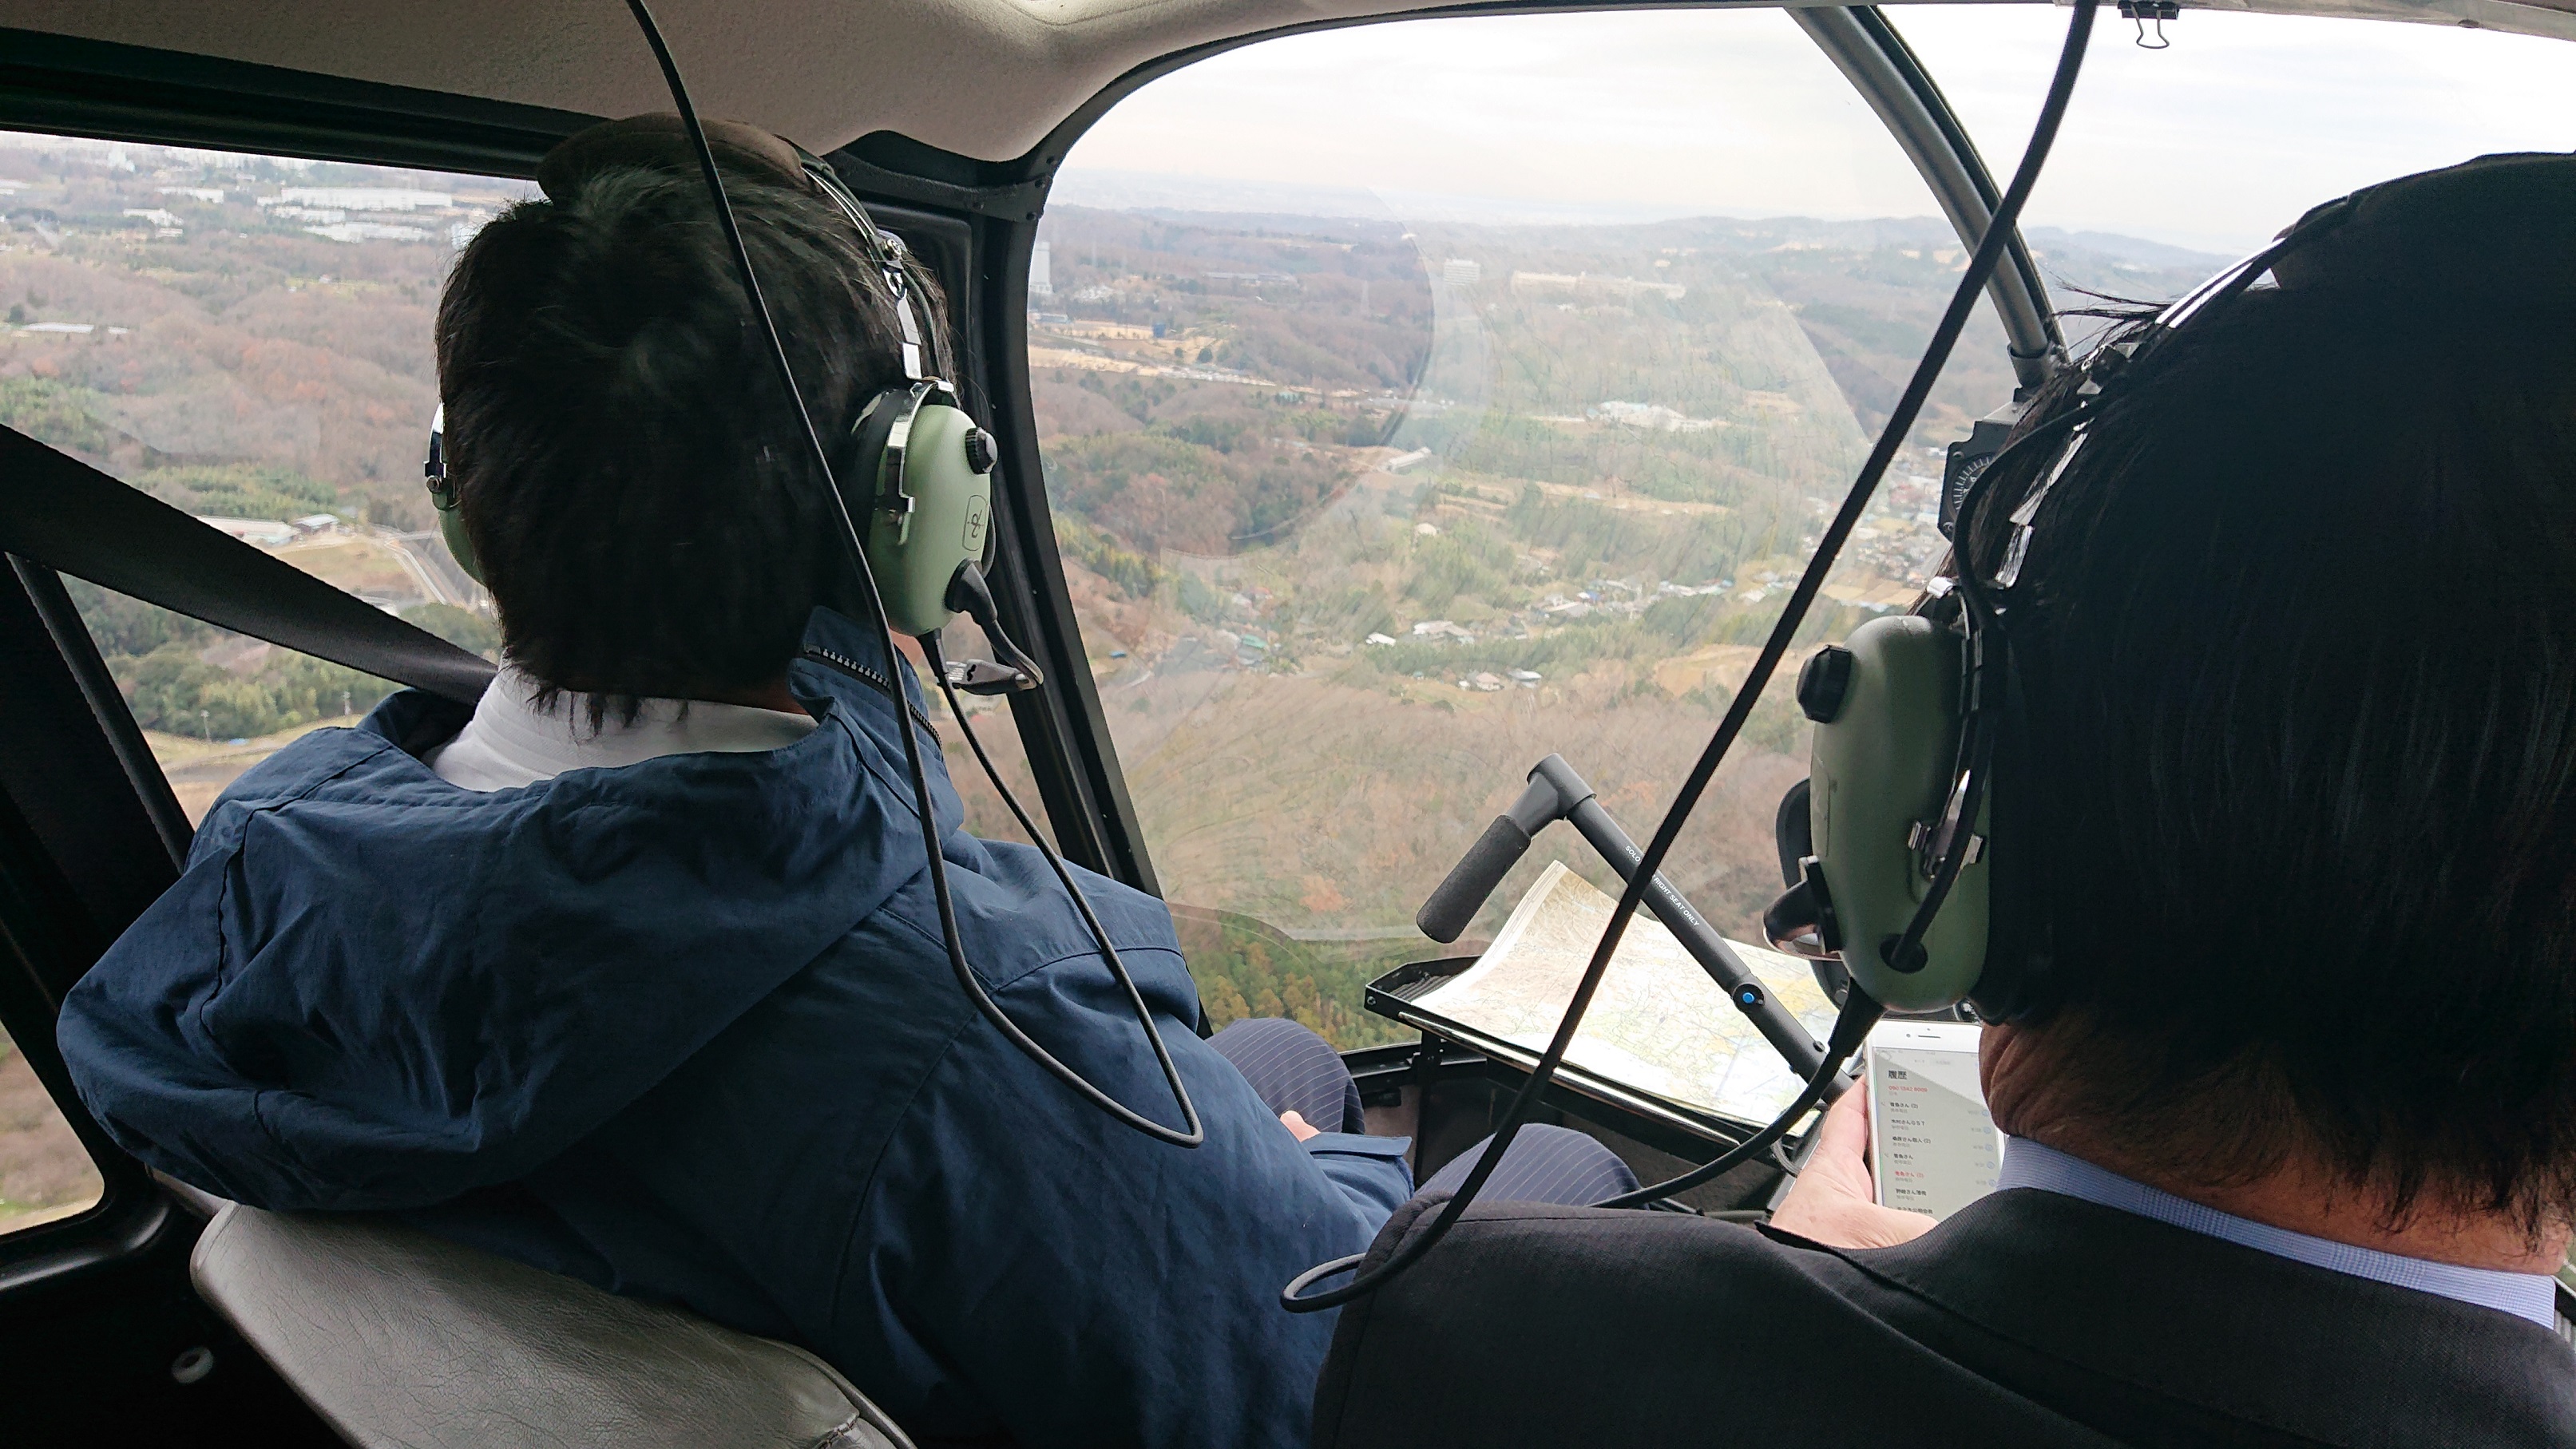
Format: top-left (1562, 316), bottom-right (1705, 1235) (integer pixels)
top-left (1389, 861), bottom-right (1841, 1125)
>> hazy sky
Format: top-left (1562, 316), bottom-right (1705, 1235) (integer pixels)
top-left (1062, 5), bottom-right (2575, 251)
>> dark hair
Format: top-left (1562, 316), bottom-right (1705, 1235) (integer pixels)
top-left (1964, 274), bottom-right (2576, 1232)
top-left (434, 164), bottom-right (950, 703)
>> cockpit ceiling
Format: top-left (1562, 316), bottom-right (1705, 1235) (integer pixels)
top-left (4, 0), bottom-right (2570, 168)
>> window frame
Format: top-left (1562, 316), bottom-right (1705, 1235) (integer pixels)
top-left (0, 559), bottom-right (179, 1285)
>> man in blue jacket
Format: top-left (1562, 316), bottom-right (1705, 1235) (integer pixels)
top-left (55, 121), bottom-right (1631, 1447)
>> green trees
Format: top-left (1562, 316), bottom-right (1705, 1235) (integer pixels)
top-left (66, 580), bottom-right (394, 739)
top-left (136, 463), bottom-right (343, 525)
top-left (1402, 525), bottom-right (1515, 613)
top-left (1054, 516), bottom-right (1163, 600)
top-left (1171, 905), bottom-right (1407, 1048)
top-left (0, 376), bottom-right (117, 454)
top-left (125, 639), bottom-right (389, 739)
top-left (399, 602), bottom-right (501, 659)
top-left (1040, 423), bottom-right (1343, 556)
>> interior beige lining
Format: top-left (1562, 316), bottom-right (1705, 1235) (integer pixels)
top-left (2, 0), bottom-right (2567, 168)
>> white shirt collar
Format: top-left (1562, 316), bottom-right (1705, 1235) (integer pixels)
top-left (1999, 1135), bottom-right (2560, 1330)
top-left (425, 664), bottom-right (818, 792)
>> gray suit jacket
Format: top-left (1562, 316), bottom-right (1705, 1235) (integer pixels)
top-left (1313, 1188), bottom-right (2576, 1447)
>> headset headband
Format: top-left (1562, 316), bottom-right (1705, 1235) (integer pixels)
top-left (796, 157), bottom-right (928, 382)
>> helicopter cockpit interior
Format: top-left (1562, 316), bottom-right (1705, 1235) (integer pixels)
top-left (2, 0), bottom-right (2572, 1443)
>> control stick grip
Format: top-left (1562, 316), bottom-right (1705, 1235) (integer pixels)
top-left (1417, 814), bottom-right (1536, 943)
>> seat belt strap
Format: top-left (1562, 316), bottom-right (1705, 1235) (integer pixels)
top-left (0, 424), bottom-right (496, 705)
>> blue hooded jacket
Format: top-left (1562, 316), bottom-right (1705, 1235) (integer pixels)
top-left (58, 609), bottom-right (1414, 1447)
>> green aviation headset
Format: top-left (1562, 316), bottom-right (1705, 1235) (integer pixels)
top-left (425, 117), bottom-right (1006, 647)
top-left (1765, 152), bottom-right (2576, 1019)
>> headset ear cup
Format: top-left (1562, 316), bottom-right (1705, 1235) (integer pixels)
top-left (844, 386), bottom-right (907, 514)
top-left (435, 498), bottom-right (482, 586)
top-left (842, 388), bottom-right (991, 638)
top-left (424, 406), bottom-right (482, 587)
top-left (1804, 616), bottom-right (1991, 1012)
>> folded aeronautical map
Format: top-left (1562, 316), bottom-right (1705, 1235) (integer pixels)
top-left (1401, 861), bottom-right (1840, 1125)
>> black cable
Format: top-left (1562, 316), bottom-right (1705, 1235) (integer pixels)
top-left (1281, 0), bottom-right (2098, 1312)
top-left (1587, 988), bottom-right (1875, 1214)
top-left (924, 630), bottom-right (1203, 1142)
top-left (618, 0), bottom-right (1201, 1146)
top-left (1591, 992), bottom-right (1880, 1209)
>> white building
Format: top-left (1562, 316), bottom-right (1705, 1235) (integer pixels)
top-left (1593, 399), bottom-right (1720, 434)
top-left (1511, 270), bottom-right (1686, 302)
top-left (304, 222), bottom-right (430, 244)
top-left (1029, 240), bottom-right (1053, 297)
top-left (1442, 258), bottom-right (1481, 287)
top-left (270, 187), bottom-right (451, 212)
top-left (198, 517), bottom-right (296, 546)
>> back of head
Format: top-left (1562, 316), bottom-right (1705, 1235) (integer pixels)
top-left (434, 125), bottom-right (949, 703)
top-left (1965, 154), bottom-right (2576, 1231)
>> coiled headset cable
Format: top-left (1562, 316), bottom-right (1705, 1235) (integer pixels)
top-left (619, 0), bottom-right (1203, 1147)
top-left (1283, 0), bottom-right (2100, 1311)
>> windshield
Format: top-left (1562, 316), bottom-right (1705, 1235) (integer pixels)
top-left (1027, 6), bottom-right (2574, 1047)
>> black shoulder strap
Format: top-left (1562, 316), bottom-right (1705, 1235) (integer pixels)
top-left (0, 424), bottom-right (495, 704)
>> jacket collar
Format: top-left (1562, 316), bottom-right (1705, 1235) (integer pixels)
top-left (364, 605), bottom-right (961, 841)
top-left (1819, 1189), bottom-right (2576, 1446)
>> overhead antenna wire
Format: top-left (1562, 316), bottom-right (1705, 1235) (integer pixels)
top-left (617, 0), bottom-right (1203, 1146)
top-left (1283, 0), bottom-right (2100, 1312)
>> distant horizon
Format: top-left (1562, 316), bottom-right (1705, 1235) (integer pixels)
top-left (1046, 168), bottom-right (2239, 269)
top-left (1064, 8), bottom-right (2576, 258)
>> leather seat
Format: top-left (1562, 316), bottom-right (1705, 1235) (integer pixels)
top-left (190, 1200), bottom-right (912, 1449)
